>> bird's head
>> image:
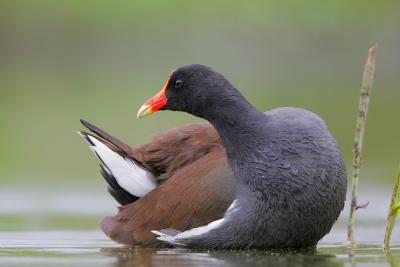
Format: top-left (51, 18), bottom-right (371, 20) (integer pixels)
top-left (137, 64), bottom-right (237, 119)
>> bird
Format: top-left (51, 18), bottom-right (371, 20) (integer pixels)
top-left (79, 64), bottom-right (347, 249)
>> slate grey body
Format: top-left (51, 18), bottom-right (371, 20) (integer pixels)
top-left (156, 64), bottom-right (347, 248)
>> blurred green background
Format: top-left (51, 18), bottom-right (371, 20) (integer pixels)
top-left (0, 0), bottom-right (399, 187)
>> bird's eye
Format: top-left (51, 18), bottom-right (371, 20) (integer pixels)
top-left (174, 79), bottom-right (184, 88)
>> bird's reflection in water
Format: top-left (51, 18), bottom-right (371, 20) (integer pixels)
top-left (101, 247), bottom-right (343, 267)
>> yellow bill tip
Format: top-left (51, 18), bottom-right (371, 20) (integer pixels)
top-left (136, 104), bottom-right (153, 119)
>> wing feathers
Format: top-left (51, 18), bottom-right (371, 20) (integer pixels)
top-left (79, 131), bottom-right (156, 201)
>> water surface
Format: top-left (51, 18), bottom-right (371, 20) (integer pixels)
top-left (1, 183), bottom-right (400, 267)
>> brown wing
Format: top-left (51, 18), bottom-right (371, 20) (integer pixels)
top-left (135, 122), bottom-right (224, 182)
top-left (101, 145), bottom-right (234, 246)
top-left (80, 120), bottom-right (235, 246)
top-left (81, 119), bottom-right (223, 182)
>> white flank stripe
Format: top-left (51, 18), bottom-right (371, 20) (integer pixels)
top-left (86, 135), bottom-right (157, 197)
top-left (152, 199), bottom-right (240, 245)
top-left (175, 218), bottom-right (224, 239)
top-left (226, 200), bottom-right (239, 213)
top-left (153, 218), bottom-right (225, 246)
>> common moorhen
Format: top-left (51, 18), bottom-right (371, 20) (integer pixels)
top-left (79, 64), bottom-right (346, 249)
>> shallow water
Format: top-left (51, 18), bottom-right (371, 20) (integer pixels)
top-left (1, 183), bottom-right (400, 267)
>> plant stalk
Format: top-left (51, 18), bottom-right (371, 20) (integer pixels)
top-left (384, 165), bottom-right (400, 249)
top-left (347, 44), bottom-right (378, 249)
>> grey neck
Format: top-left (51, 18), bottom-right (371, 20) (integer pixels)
top-left (201, 92), bottom-right (267, 169)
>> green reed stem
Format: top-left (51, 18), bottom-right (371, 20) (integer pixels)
top-left (384, 165), bottom-right (400, 249)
